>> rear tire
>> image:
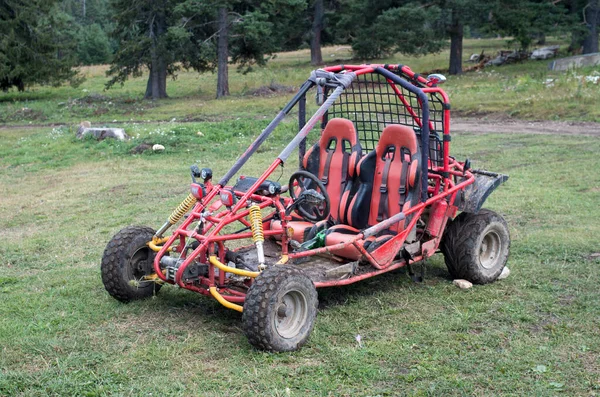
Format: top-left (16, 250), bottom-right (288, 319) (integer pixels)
top-left (101, 226), bottom-right (162, 302)
top-left (440, 209), bottom-right (510, 284)
top-left (242, 266), bottom-right (318, 352)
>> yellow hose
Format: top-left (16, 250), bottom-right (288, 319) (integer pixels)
top-left (209, 256), bottom-right (259, 278)
top-left (147, 236), bottom-right (171, 252)
top-left (209, 287), bottom-right (243, 312)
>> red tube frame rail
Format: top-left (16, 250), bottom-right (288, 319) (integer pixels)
top-left (152, 64), bottom-right (470, 305)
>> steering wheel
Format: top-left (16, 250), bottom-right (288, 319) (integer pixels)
top-left (288, 170), bottom-right (331, 222)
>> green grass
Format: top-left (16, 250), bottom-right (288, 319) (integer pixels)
top-left (1, 38), bottom-right (599, 125)
top-left (1, 40), bottom-right (600, 396)
top-left (1, 118), bottom-right (600, 396)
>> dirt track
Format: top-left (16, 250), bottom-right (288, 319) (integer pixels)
top-left (2, 118), bottom-right (600, 137)
top-left (452, 118), bottom-right (600, 136)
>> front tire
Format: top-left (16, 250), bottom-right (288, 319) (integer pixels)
top-left (101, 226), bottom-right (162, 302)
top-left (242, 266), bottom-right (318, 352)
top-left (440, 209), bottom-right (510, 284)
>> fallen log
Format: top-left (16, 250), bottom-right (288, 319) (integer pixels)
top-left (76, 125), bottom-right (129, 141)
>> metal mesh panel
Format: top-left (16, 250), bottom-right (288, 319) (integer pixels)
top-left (324, 71), bottom-right (445, 169)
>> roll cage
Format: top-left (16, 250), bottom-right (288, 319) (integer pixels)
top-left (149, 64), bottom-right (478, 312)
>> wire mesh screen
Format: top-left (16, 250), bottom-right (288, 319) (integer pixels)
top-left (323, 71), bottom-right (445, 168)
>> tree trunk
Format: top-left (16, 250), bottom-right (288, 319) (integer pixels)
top-left (536, 33), bottom-right (546, 45)
top-left (216, 7), bottom-right (229, 99)
top-left (145, 8), bottom-right (168, 100)
top-left (448, 9), bottom-right (463, 75)
top-left (567, 0), bottom-right (583, 53)
top-left (310, 0), bottom-right (324, 66)
top-left (583, 0), bottom-right (599, 54)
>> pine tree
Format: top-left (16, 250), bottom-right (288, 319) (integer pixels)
top-left (107, 0), bottom-right (293, 99)
top-left (0, 0), bottom-right (78, 91)
top-left (60, 0), bottom-right (115, 65)
top-left (107, 0), bottom-right (176, 99)
top-left (335, 1), bottom-right (445, 60)
top-left (487, 0), bottom-right (571, 50)
top-left (213, 0), bottom-right (305, 98)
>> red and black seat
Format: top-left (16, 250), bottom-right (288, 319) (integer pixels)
top-left (324, 124), bottom-right (421, 259)
top-left (302, 118), bottom-right (362, 223)
top-left (272, 118), bottom-right (362, 242)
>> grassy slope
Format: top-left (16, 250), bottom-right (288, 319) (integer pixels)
top-left (1, 40), bottom-right (600, 396)
top-left (1, 38), bottom-right (599, 125)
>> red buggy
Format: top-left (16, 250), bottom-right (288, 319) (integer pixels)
top-left (101, 64), bottom-right (510, 352)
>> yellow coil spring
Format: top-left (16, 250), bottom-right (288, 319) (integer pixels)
top-left (248, 205), bottom-right (264, 243)
top-left (168, 194), bottom-right (197, 225)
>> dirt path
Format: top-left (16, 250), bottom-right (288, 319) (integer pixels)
top-left (452, 118), bottom-right (600, 136)
top-left (2, 118), bottom-right (600, 136)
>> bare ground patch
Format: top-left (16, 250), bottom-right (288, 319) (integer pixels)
top-left (452, 117), bottom-right (600, 136)
top-left (4, 117), bottom-right (600, 137)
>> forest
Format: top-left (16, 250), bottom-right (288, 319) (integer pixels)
top-left (1, 0), bottom-right (599, 99)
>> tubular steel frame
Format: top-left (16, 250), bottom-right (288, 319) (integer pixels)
top-left (151, 64), bottom-right (475, 311)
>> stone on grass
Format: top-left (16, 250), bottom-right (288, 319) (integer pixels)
top-left (152, 144), bottom-right (165, 152)
top-left (587, 252), bottom-right (600, 260)
top-left (131, 143), bottom-right (152, 154)
top-left (453, 279), bottom-right (473, 289)
top-left (498, 266), bottom-right (510, 280)
top-left (76, 121), bottom-right (128, 141)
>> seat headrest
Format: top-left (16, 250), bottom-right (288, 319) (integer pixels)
top-left (320, 118), bottom-right (359, 148)
top-left (376, 124), bottom-right (418, 157)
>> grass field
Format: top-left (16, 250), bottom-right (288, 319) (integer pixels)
top-left (1, 39), bottom-right (600, 396)
top-left (1, 38), bottom-right (600, 125)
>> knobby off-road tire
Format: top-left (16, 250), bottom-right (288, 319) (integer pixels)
top-left (441, 209), bottom-right (510, 284)
top-left (101, 226), bottom-right (162, 302)
top-left (242, 266), bottom-right (318, 352)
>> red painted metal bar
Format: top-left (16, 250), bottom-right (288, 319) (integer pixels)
top-left (222, 288), bottom-right (246, 297)
top-left (399, 65), bottom-right (432, 86)
top-left (174, 160), bottom-right (284, 286)
top-left (314, 256), bottom-right (423, 288)
top-left (323, 64), bottom-right (433, 87)
top-left (204, 197), bottom-right (273, 226)
top-left (209, 229), bottom-right (282, 242)
top-left (387, 80), bottom-right (423, 128)
top-left (287, 170), bottom-right (475, 261)
top-left (183, 284), bottom-right (245, 303)
top-left (153, 185), bottom-right (222, 283)
top-left (369, 207), bottom-right (424, 266)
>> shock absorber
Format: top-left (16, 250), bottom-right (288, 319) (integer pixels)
top-left (155, 194), bottom-right (197, 238)
top-left (248, 205), bottom-right (266, 270)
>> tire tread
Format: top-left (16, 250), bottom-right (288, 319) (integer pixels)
top-left (101, 226), bottom-right (160, 302)
top-left (242, 266), bottom-right (317, 352)
top-left (440, 209), bottom-right (510, 284)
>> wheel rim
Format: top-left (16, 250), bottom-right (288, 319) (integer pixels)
top-left (127, 246), bottom-right (153, 287)
top-left (479, 229), bottom-right (502, 269)
top-left (274, 289), bottom-right (309, 339)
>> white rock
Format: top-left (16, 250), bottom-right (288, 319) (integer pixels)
top-left (453, 279), bottom-right (473, 289)
top-left (152, 144), bottom-right (165, 152)
top-left (76, 127), bottom-right (128, 141)
top-left (498, 266), bottom-right (510, 280)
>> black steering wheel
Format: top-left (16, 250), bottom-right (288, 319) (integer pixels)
top-left (288, 170), bottom-right (331, 222)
